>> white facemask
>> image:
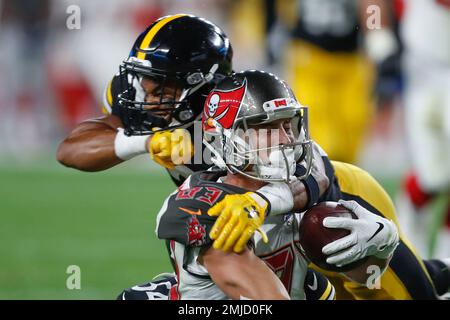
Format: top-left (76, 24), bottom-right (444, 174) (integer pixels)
top-left (257, 148), bottom-right (296, 181)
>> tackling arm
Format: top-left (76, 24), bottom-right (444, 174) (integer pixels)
top-left (207, 142), bottom-right (331, 253)
top-left (57, 114), bottom-right (193, 172)
top-left (343, 256), bottom-right (390, 285)
top-left (57, 74), bottom-right (151, 172)
top-left (290, 143), bottom-right (330, 211)
top-left (56, 114), bottom-right (146, 171)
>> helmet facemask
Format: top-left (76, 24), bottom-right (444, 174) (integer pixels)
top-left (204, 104), bottom-right (313, 183)
top-left (118, 58), bottom-right (220, 136)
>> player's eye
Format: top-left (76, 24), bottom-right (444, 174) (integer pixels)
top-left (161, 93), bottom-right (176, 102)
top-left (283, 122), bottom-right (292, 131)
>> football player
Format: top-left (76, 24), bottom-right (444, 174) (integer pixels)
top-left (207, 73), bottom-right (450, 299)
top-left (265, 0), bottom-right (400, 163)
top-left (56, 14), bottom-right (232, 182)
top-left (56, 14), bottom-right (332, 299)
top-left (56, 13), bottom-right (328, 214)
top-left (56, 13), bottom-right (448, 300)
top-left (396, 0), bottom-right (450, 259)
top-left (154, 70), bottom-right (397, 299)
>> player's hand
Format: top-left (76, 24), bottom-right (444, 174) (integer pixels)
top-left (148, 128), bottom-right (193, 169)
top-left (208, 192), bottom-right (269, 253)
top-left (321, 200), bottom-right (399, 267)
top-left (149, 129), bottom-right (173, 168)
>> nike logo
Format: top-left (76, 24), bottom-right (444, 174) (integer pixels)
top-left (179, 207), bottom-right (201, 215)
top-left (367, 222), bottom-right (384, 242)
top-left (307, 273), bottom-right (318, 291)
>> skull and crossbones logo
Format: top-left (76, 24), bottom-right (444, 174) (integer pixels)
top-left (207, 94), bottom-right (220, 117)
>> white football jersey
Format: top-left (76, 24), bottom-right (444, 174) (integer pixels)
top-left (169, 213), bottom-right (309, 300)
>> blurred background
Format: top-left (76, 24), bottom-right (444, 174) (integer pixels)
top-left (0, 0), bottom-right (449, 299)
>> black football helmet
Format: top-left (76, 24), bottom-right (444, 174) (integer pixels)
top-left (118, 14), bottom-right (233, 135)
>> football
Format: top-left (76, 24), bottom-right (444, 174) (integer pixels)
top-left (298, 201), bottom-right (368, 272)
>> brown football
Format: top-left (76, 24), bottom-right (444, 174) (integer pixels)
top-left (298, 201), bottom-right (368, 272)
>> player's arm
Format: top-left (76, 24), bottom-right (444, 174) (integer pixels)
top-left (342, 256), bottom-right (391, 285)
top-left (56, 74), bottom-right (151, 172)
top-left (359, 0), bottom-right (400, 106)
top-left (359, 0), bottom-right (396, 55)
top-left (57, 72), bottom-right (191, 172)
top-left (304, 268), bottom-right (336, 300)
top-left (289, 142), bottom-right (330, 211)
top-left (200, 245), bottom-right (290, 300)
top-left (207, 143), bottom-right (331, 253)
top-left (256, 142), bottom-right (330, 215)
top-left (57, 114), bottom-right (193, 172)
top-left (56, 114), bottom-right (149, 171)
top-left (155, 187), bottom-right (289, 300)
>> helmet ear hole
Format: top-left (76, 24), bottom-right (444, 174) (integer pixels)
top-left (173, 106), bottom-right (195, 123)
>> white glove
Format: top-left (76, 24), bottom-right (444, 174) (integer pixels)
top-left (322, 200), bottom-right (399, 267)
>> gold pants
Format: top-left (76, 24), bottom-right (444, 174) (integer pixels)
top-left (284, 40), bottom-right (375, 163)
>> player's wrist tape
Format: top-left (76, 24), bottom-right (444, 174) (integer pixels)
top-left (114, 127), bottom-right (149, 160)
top-left (256, 182), bottom-right (293, 216)
top-left (296, 165), bottom-right (320, 210)
top-left (302, 175), bottom-right (320, 210)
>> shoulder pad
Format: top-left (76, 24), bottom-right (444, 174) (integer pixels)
top-left (156, 171), bottom-right (247, 247)
top-left (102, 73), bottom-right (123, 116)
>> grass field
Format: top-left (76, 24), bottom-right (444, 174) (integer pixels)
top-left (0, 160), bottom-right (175, 299)
top-left (0, 159), bottom-right (401, 299)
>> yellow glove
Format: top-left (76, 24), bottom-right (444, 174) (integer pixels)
top-left (149, 128), bottom-right (193, 169)
top-left (149, 129), bottom-right (174, 169)
top-left (208, 192), bottom-right (269, 253)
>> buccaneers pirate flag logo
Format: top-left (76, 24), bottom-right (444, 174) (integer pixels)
top-left (202, 81), bottom-right (246, 132)
top-left (187, 215), bottom-right (206, 246)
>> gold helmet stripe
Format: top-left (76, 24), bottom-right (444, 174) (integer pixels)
top-left (106, 79), bottom-right (113, 106)
top-left (136, 14), bottom-right (187, 60)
